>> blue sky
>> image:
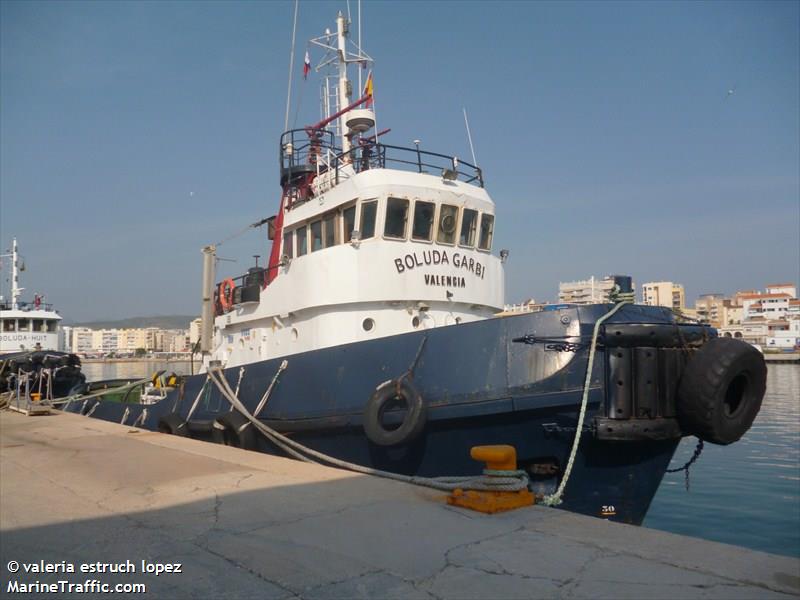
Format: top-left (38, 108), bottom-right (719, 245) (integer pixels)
top-left (1, 0), bottom-right (798, 321)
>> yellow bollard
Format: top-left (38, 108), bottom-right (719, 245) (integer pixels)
top-left (447, 445), bottom-right (534, 514)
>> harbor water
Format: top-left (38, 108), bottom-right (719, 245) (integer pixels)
top-left (81, 360), bottom-right (799, 558)
top-left (81, 360), bottom-right (194, 382)
top-left (646, 363), bottom-right (800, 558)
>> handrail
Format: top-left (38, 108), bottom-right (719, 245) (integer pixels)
top-left (334, 141), bottom-right (483, 187)
top-left (0, 301), bottom-right (57, 313)
top-left (279, 129), bottom-right (484, 189)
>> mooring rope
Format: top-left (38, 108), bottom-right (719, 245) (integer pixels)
top-left (542, 301), bottom-right (632, 506)
top-left (206, 366), bottom-right (529, 493)
top-left (49, 378), bottom-right (151, 407)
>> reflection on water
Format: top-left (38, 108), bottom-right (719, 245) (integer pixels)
top-left (81, 360), bottom-right (194, 382)
top-left (645, 364), bottom-right (800, 557)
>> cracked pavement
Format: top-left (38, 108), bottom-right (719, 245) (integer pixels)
top-left (1, 411), bottom-right (797, 599)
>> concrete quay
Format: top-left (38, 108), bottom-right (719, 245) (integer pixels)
top-left (1, 410), bottom-right (797, 599)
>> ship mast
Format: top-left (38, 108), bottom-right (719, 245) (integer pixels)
top-left (0, 238), bottom-right (23, 309)
top-left (335, 12), bottom-right (352, 154)
top-left (309, 12), bottom-right (373, 152)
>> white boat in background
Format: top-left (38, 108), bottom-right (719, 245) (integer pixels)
top-left (0, 238), bottom-right (63, 354)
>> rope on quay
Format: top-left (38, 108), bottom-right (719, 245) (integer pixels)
top-left (542, 300), bottom-right (632, 507)
top-left (206, 366), bottom-right (529, 493)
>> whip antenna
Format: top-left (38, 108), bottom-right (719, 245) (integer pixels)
top-left (284, 0), bottom-right (300, 132)
top-left (463, 107), bottom-right (478, 165)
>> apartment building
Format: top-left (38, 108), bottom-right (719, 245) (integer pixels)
top-left (641, 281), bottom-right (686, 311)
top-left (695, 294), bottom-right (727, 327)
top-left (558, 275), bottom-right (633, 305)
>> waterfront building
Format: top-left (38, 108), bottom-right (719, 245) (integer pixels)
top-left (717, 324), bottom-right (744, 339)
top-left (695, 294), bottom-right (727, 327)
top-left (189, 318), bottom-right (202, 349)
top-left (741, 319), bottom-right (769, 346)
top-left (642, 281), bottom-right (685, 311)
top-left (766, 318), bottom-right (800, 349)
top-left (558, 276), bottom-right (633, 305)
top-left (69, 327), bottom-right (93, 355)
top-left (117, 328), bottom-right (149, 354)
top-left (765, 283), bottom-right (797, 298)
top-left (64, 325), bottom-right (191, 356)
top-left (739, 293), bottom-right (793, 320)
top-left (60, 325), bottom-right (73, 352)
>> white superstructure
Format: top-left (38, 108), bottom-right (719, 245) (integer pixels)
top-left (203, 13), bottom-right (504, 369)
top-left (0, 238), bottom-right (62, 354)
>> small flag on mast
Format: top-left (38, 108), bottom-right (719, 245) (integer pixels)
top-left (303, 50), bottom-right (311, 79)
top-left (363, 71), bottom-right (373, 108)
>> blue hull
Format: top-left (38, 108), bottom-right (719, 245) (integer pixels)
top-left (65, 304), bottom-right (691, 524)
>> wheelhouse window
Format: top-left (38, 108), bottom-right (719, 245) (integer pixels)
top-left (323, 212), bottom-right (336, 248)
top-left (360, 201), bottom-right (377, 239)
top-left (478, 214), bottom-right (494, 250)
top-left (2, 319), bottom-right (15, 332)
top-left (296, 227), bottom-right (308, 256)
top-left (283, 230), bottom-right (293, 259)
top-left (460, 208), bottom-right (478, 247)
top-left (32, 319), bottom-right (44, 332)
top-left (437, 204), bottom-right (458, 244)
top-left (411, 201), bottom-right (435, 241)
top-left (47, 320), bottom-right (57, 333)
top-left (17, 318), bottom-right (30, 331)
top-left (385, 197), bottom-right (409, 239)
top-left (343, 205), bottom-right (356, 242)
top-left (310, 220), bottom-right (323, 252)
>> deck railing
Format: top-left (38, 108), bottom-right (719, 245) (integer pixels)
top-left (0, 301), bottom-right (56, 312)
top-left (279, 129), bottom-right (483, 189)
top-left (334, 141), bottom-right (484, 187)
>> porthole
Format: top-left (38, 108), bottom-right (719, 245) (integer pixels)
top-left (412, 316), bottom-right (420, 328)
top-left (455, 317), bottom-right (462, 324)
top-left (362, 318), bottom-right (375, 332)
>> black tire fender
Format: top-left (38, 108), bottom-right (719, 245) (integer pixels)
top-left (157, 413), bottom-right (189, 437)
top-left (211, 410), bottom-right (258, 450)
top-left (363, 376), bottom-right (427, 447)
top-left (677, 337), bottom-right (766, 445)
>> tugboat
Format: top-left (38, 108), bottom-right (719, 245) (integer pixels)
top-left (0, 238), bottom-right (84, 398)
top-left (1, 238), bottom-right (63, 354)
top-left (64, 12), bottom-right (766, 524)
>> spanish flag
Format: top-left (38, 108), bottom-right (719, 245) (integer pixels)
top-left (363, 71), bottom-right (373, 108)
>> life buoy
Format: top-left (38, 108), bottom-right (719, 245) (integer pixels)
top-left (363, 376), bottom-right (426, 446)
top-left (157, 413), bottom-right (188, 436)
top-left (440, 213), bottom-right (456, 234)
top-left (677, 337), bottom-right (766, 445)
top-left (219, 278), bottom-right (236, 312)
top-left (211, 411), bottom-right (258, 450)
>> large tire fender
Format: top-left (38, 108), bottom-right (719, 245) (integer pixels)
top-left (158, 413), bottom-right (189, 437)
top-left (363, 377), bottom-right (427, 447)
top-left (211, 410), bottom-right (258, 450)
top-left (677, 337), bottom-right (766, 445)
